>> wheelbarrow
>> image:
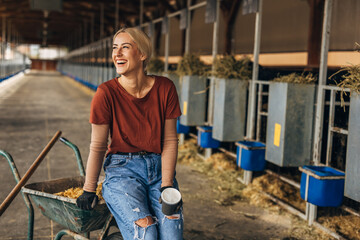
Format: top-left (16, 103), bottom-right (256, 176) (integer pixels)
top-left (1, 137), bottom-right (122, 240)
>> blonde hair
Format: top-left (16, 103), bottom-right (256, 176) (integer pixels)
top-left (113, 27), bottom-right (152, 71)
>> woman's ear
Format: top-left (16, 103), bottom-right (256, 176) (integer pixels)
top-left (140, 54), bottom-right (147, 61)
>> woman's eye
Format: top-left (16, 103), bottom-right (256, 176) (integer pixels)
top-left (123, 45), bottom-right (129, 49)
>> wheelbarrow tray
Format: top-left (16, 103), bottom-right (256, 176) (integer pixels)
top-left (22, 176), bottom-right (110, 234)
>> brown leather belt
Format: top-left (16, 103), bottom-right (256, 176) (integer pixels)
top-left (116, 151), bottom-right (152, 156)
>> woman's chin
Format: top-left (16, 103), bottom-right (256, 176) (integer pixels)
top-left (116, 69), bottom-right (126, 75)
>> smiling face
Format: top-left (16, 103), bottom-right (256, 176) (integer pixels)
top-left (112, 32), bottom-right (146, 76)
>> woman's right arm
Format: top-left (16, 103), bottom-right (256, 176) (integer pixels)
top-left (83, 124), bottom-right (109, 192)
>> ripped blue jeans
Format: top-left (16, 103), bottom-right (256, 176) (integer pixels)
top-left (102, 153), bottom-right (184, 240)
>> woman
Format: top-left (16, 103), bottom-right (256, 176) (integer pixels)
top-left (76, 27), bottom-right (183, 240)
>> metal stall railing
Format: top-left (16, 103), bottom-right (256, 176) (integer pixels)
top-left (307, 0), bottom-right (333, 227)
top-left (58, 1), bottom-right (359, 238)
top-left (59, 1), bottom-right (216, 91)
top-left (255, 80), bottom-right (269, 143)
top-left (1, 15), bottom-right (29, 81)
top-left (237, 1), bottom-right (358, 238)
top-left (59, 36), bottom-right (115, 90)
top-left (0, 46), bottom-right (28, 82)
top-left (240, 77), bottom-right (353, 240)
top-left (228, 0), bottom-right (264, 185)
top-left (306, 84), bottom-right (356, 233)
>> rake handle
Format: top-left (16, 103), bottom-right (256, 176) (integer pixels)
top-left (0, 130), bottom-right (62, 217)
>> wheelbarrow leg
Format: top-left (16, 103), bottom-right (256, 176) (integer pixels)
top-left (98, 214), bottom-right (115, 240)
top-left (0, 150), bottom-right (35, 240)
top-left (54, 229), bottom-right (89, 240)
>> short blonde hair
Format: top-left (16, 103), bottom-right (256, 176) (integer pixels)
top-left (113, 27), bottom-right (152, 71)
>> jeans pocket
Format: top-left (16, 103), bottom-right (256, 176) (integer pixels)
top-left (104, 154), bottom-right (129, 170)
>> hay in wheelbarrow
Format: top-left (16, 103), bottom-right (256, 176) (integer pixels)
top-left (54, 182), bottom-right (104, 200)
top-left (22, 176), bottom-right (110, 234)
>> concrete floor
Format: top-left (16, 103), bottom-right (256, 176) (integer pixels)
top-left (0, 70), bottom-right (95, 239)
top-left (0, 70), bottom-right (297, 240)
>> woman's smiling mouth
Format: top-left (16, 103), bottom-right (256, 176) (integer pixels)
top-left (116, 60), bottom-right (127, 66)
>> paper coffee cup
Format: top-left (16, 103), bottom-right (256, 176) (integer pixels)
top-left (161, 188), bottom-right (182, 216)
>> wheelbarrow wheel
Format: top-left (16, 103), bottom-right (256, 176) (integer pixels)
top-left (104, 232), bottom-right (123, 240)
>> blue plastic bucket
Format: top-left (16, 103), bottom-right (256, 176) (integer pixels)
top-left (197, 126), bottom-right (220, 148)
top-left (176, 118), bottom-right (190, 134)
top-left (300, 165), bottom-right (345, 207)
top-left (236, 141), bottom-right (266, 171)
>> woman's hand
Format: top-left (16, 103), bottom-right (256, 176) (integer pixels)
top-left (76, 190), bottom-right (99, 210)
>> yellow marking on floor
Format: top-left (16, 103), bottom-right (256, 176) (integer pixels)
top-left (63, 75), bottom-right (96, 96)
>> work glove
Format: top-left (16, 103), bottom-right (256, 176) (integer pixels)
top-left (76, 190), bottom-right (98, 210)
top-left (161, 186), bottom-right (173, 194)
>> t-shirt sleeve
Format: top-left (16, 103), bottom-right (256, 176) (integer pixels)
top-left (165, 82), bottom-right (182, 119)
top-left (90, 87), bottom-right (112, 124)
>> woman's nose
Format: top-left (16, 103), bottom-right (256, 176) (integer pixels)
top-left (114, 48), bottom-right (122, 56)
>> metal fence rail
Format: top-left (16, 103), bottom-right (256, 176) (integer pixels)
top-left (58, 0), bottom-right (359, 238)
top-left (0, 43), bottom-right (28, 81)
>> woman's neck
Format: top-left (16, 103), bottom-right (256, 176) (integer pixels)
top-left (118, 72), bottom-right (154, 98)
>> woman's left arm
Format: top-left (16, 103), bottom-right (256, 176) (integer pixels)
top-left (161, 118), bottom-right (178, 188)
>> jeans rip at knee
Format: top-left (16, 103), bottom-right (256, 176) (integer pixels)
top-left (133, 218), bottom-right (157, 240)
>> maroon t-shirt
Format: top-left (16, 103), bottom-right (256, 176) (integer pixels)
top-left (90, 76), bottom-right (181, 154)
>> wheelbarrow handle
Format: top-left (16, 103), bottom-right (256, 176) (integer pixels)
top-left (0, 130), bottom-right (62, 217)
top-left (59, 137), bottom-right (85, 176)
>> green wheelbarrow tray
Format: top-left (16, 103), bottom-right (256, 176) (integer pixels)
top-left (22, 176), bottom-right (110, 234)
